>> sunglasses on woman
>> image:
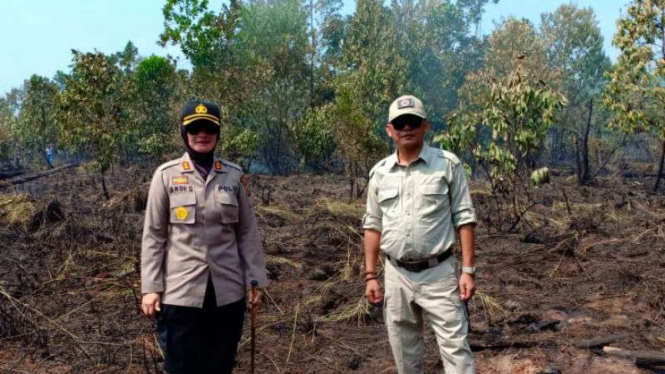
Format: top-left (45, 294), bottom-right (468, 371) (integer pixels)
top-left (186, 122), bottom-right (219, 135)
top-left (391, 115), bottom-right (424, 131)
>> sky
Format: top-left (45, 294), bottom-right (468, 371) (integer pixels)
top-left (0, 0), bottom-right (631, 96)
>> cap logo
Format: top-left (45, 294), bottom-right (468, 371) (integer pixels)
top-left (195, 104), bottom-right (208, 114)
top-left (398, 98), bottom-right (414, 109)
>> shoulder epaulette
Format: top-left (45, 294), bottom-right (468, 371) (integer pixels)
top-left (157, 159), bottom-right (180, 172)
top-left (221, 159), bottom-right (243, 172)
top-left (439, 149), bottom-right (461, 166)
top-left (369, 159), bottom-right (387, 179)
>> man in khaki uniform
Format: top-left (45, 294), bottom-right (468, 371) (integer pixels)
top-left (141, 100), bottom-right (266, 374)
top-left (363, 95), bottom-right (477, 374)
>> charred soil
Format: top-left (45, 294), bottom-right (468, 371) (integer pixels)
top-left (1, 166), bottom-right (664, 374)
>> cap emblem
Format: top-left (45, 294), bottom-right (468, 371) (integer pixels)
top-left (195, 104), bottom-right (208, 114)
top-left (398, 98), bottom-right (414, 109)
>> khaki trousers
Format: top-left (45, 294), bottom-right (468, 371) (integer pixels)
top-left (384, 257), bottom-right (475, 374)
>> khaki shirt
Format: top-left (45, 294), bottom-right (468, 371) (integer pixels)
top-left (363, 146), bottom-right (476, 261)
top-left (141, 153), bottom-right (267, 308)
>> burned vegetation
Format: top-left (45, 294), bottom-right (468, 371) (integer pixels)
top-left (0, 167), bottom-right (664, 374)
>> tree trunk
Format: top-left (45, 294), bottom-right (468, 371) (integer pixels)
top-left (577, 100), bottom-right (593, 185)
top-left (101, 173), bottom-right (110, 200)
top-left (653, 140), bottom-right (665, 192)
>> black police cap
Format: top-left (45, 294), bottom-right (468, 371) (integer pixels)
top-left (180, 100), bottom-right (221, 127)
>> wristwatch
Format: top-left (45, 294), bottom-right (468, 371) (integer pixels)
top-left (462, 266), bottom-right (477, 275)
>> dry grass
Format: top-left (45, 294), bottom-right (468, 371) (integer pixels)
top-left (0, 193), bottom-right (37, 228)
top-left (319, 296), bottom-right (372, 326)
top-left (255, 205), bottom-right (300, 221)
top-left (266, 255), bottom-right (303, 270)
top-left (312, 197), bottom-right (364, 217)
top-left (474, 291), bottom-right (505, 324)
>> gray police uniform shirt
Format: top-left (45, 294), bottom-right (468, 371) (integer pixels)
top-left (363, 146), bottom-right (477, 262)
top-left (141, 153), bottom-right (267, 308)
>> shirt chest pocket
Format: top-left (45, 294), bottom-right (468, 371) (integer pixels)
top-left (169, 193), bottom-right (196, 224)
top-left (419, 184), bottom-right (450, 221)
top-left (215, 191), bottom-right (239, 224)
top-left (378, 188), bottom-right (400, 221)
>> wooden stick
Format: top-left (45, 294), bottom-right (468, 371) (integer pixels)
top-left (250, 280), bottom-right (258, 374)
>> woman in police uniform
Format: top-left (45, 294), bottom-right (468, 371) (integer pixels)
top-left (140, 100), bottom-right (267, 374)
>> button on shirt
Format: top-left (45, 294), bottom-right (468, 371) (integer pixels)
top-left (141, 153), bottom-right (267, 308)
top-left (362, 146), bottom-right (477, 262)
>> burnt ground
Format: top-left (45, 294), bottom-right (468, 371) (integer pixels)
top-left (0, 164), bottom-right (664, 374)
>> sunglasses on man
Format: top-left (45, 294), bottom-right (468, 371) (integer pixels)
top-left (391, 115), bottom-right (424, 131)
top-left (186, 122), bottom-right (219, 135)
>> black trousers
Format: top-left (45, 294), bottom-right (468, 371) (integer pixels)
top-left (157, 277), bottom-right (246, 374)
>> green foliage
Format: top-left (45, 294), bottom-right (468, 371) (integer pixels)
top-left (541, 4), bottom-right (611, 184)
top-left (0, 89), bottom-right (22, 165)
top-left (54, 51), bottom-right (128, 176)
top-left (603, 0), bottom-right (665, 189)
top-left (129, 55), bottom-right (183, 161)
top-left (290, 105), bottom-right (336, 169)
top-left (331, 84), bottom-right (387, 187)
top-left (220, 125), bottom-right (260, 172)
top-left (442, 66), bottom-right (566, 183)
top-left (439, 18), bottom-right (567, 187)
top-left (604, 0), bottom-right (665, 137)
top-left (16, 75), bottom-right (59, 167)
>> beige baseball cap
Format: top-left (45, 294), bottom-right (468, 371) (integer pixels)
top-left (388, 95), bottom-right (426, 123)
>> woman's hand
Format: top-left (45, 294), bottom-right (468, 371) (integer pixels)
top-left (141, 293), bottom-right (161, 318)
top-left (248, 289), bottom-right (262, 307)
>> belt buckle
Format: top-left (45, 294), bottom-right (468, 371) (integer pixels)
top-left (427, 257), bottom-right (438, 268)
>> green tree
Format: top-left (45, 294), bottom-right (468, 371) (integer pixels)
top-left (439, 20), bottom-right (566, 230)
top-left (541, 4), bottom-right (611, 184)
top-left (0, 88), bottom-right (24, 167)
top-left (16, 75), bottom-right (60, 168)
top-left (129, 55), bottom-right (183, 161)
top-left (603, 0), bottom-right (665, 191)
top-left (331, 85), bottom-right (387, 199)
top-left (290, 105), bottom-right (336, 170)
top-left (340, 0), bottom-right (406, 130)
top-left (235, 0), bottom-right (311, 172)
top-left (54, 51), bottom-right (129, 199)
top-left (392, 0), bottom-right (493, 125)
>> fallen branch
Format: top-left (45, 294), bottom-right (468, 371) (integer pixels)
top-left (0, 170), bottom-right (24, 179)
top-left (0, 164), bottom-right (78, 189)
top-left (572, 334), bottom-right (626, 349)
top-left (603, 346), bottom-right (665, 366)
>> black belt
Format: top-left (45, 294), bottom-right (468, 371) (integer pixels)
top-left (386, 251), bottom-right (452, 273)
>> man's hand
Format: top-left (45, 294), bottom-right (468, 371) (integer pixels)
top-left (365, 279), bottom-right (384, 305)
top-left (141, 293), bottom-right (161, 318)
top-left (459, 273), bottom-right (476, 301)
top-left (248, 289), bottom-right (262, 307)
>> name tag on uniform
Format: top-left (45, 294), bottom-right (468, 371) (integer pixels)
top-left (172, 176), bottom-right (189, 185)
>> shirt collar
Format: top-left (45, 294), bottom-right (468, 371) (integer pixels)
top-left (388, 145), bottom-right (432, 170)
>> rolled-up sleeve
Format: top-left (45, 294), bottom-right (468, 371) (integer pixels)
top-left (235, 176), bottom-right (267, 289)
top-left (362, 175), bottom-right (382, 232)
top-left (141, 170), bottom-right (169, 294)
top-left (450, 162), bottom-right (477, 228)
